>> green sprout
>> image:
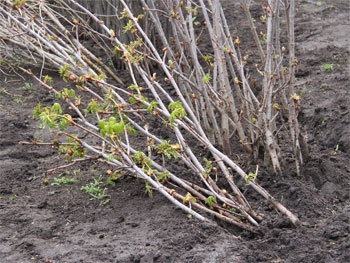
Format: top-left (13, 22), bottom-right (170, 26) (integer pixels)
top-left (51, 177), bottom-right (78, 186)
top-left (202, 73), bottom-right (212, 84)
top-left (85, 99), bottom-right (102, 114)
top-left (245, 172), bottom-right (256, 183)
top-left (145, 182), bottom-right (153, 197)
top-left (23, 82), bottom-right (33, 91)
top-left (147, 101), bottom-right (159, 113)
top-left (58, 137), bottom-right (86, 162)
top-left (323, 63), bottom-right (334, 71)
top-left (155, 140), bottom-right (182, 159)
top-left (168, 101), bottom-right (187, 125)
top-left (157, 171), bottom-right (171, 183)
top-left (81, 175), bottom-right (110, 200)
top-left (59, 64), bottom-right (72, 82)
top-left (203, 54), bottom-right (212, 65)
top-left (300, 87), bottom-right (308, 95)
top-left (205, 196), bottom-right (217, 209)
top-left (122, 20), bottom-right (135, 33)
top-left (183, 192), bottom-right (196, 204)
top-left (33, 102), bottom-right (72, 130)
top-left (9, 194), bottom-right (18, 202)
top-left (99, 117), bottom-right (125, 137)
top-left (203, 158), bottom-right (213, 178)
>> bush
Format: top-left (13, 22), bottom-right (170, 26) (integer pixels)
top-left (0, 0), bottom-right (303, 232)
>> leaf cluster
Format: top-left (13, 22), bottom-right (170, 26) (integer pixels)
top-left (154, 140), bottom-right (181, 159)
top-left (168, 101), bottom-right (186, 125)
top-left (33, 102), bottom-right (71, 130)
top-left (59, 137), bottom-right (86, 162)
top-left (99, 117), bottom-right (125, 137)
top-left (81, 175), bottom-right (110, 200)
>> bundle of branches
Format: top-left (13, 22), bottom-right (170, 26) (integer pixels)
top-left (0, 0), bottom-right (302, 233)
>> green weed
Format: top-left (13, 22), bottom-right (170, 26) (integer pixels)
top-left (51, 177), bottom-right (78, 186)
top-left (323, 63), bottom-right (334, 71)
top-left (81, 175), bottom-right (110, 200)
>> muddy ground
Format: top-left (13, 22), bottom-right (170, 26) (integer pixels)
top-left (0, 0), bottom-right (349, 262)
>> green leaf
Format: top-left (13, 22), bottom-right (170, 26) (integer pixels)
top-left (147, 101), bottom-right (159, 113)
top-left (43, 75), bottom-right (53, 84)
top-left (245, 172), bottom-right (256, 183)
top-left (112, 121), bottom-right (125, 135)
top-left (59, 65), bottom-right (71, 82)
top-left (85, 99), bottom-right (101, 114)
top-left (108, 117), bottom-right (117, 124)
top-left (157, 171), bottom-right (171, 183)
top-left (168, 101), bottom-right (186, 124)
top-left (59, 117), bottom-right (69, 130)
top-left (133, 151), bottom-right (152, 167)
top-left (156, 140), bottom-right (181, 159)
top-left (61, 88), bottom-right (76, 99)
top-left (33, 103), bottom-right (42, 119)
top-left (99, 120), bottom-right (106, 129)
top-left (123, 20), bottom-right (135, 33)
top-left (205, 196), bottom-right (217, 209)
top-left (183, 192), bottom-right (196, 204)
top-left (145, 182), bottom-right (153, 198)
top-left (202, 73), bottom-right (212, 84)
top-left (51, 103), bottom-right (62, 114)
top-left (128, 84), bottom-right (139, 91)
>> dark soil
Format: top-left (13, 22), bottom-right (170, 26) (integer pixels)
top-left (1, 0), bottom-right (349, 262)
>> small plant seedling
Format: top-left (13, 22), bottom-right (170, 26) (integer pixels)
top-left (316, 1), bottom-right (323, 7)
top-left (322, 116), bottom-right (330, 125)
top-left (326, 207), bottom-right (336, 215)
top-left (9, 194), bottom-right (18, 202)
top-left (20, 82), bottom-right (33, 91)
top-left (51, 176), bottom-right (78, 186)
top-left (13, 97), bottom-right (26, 105)
top-left (320, 83), bottom-right (329, 88)
top-left (145, 182), bottom-right (153, 197)
top-left (332, 144), bottom-right (340, 155)
top-left (323, 63), bottom-right (334, 71)
top-left (300, 87), bottom-right (308, 95)
top-left (245, 172), bottom-right (257, 183)
top-left (81, 175), bottom-right (110, 200)
top-left (205, 196), bottom-right (217, 209)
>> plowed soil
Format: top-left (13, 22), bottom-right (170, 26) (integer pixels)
top-left (1, 0), bottom-right (349, 262)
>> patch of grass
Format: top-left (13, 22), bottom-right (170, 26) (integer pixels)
top-left (81, 175), bottom-right (110, 201)
top-left (13, 97), bottom-right (26, 105)
top-left (51, 176), bottom-right (78, 186)
top-left (23, 82), bottom-right (33, 91)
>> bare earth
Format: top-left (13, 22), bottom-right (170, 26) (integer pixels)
top-left (0, 0), bottom-right (349, 262)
